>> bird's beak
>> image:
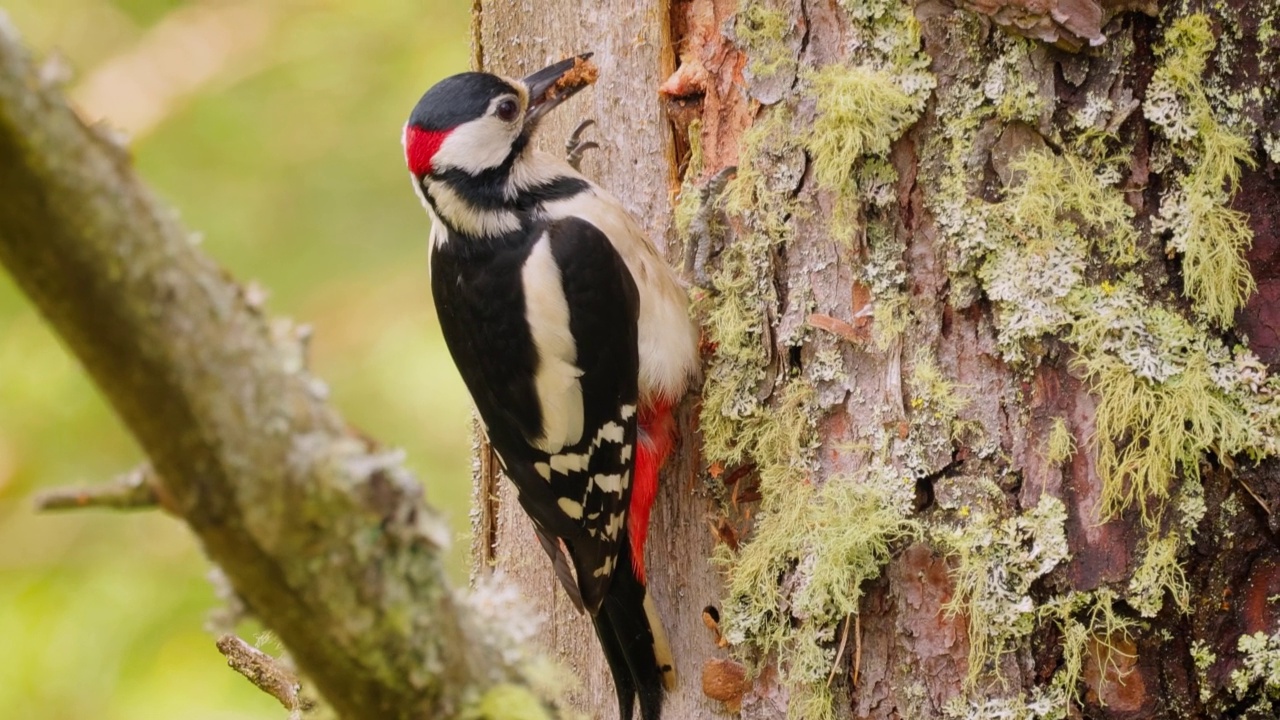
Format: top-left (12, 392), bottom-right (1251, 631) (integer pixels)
top-left (523, 53), bottom-right (596, 130)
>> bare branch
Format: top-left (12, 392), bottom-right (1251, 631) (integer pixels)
top-left (216, 635), bottom-right (316, 717)
top-left (34, 464), bottom-right (160, 512)
top-left (0, 15), bottom-right (554, 720)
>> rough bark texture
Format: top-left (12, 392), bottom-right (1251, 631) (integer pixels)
top-left (0, 17), bottom-right (538, 720)
top-left (471, 4), bottom-right (729, 719)
top-left (478, 1), bottom-right (1280, 719)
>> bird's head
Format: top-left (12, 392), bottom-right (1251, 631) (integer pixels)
top-left (403, 54), bottom-right (595, 184)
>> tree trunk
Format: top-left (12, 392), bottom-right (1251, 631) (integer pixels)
top-left (475, 1), bottom-right (1280, 719)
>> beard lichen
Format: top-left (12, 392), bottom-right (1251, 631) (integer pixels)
top-left (1145, 14), bottom-right (1257, 328)
top-left (692, 2), bottom-right (937, 717)
top-left (918, 7), bottom-right (1280, 710)
top-left (691, 0), bottom-right (1275, 715)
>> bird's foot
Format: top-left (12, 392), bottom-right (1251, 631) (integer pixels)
top-left (565, 119), bottom-right (599, 170)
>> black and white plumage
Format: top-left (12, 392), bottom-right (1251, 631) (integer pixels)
top-left (404, 56), bottom-right (699, 720)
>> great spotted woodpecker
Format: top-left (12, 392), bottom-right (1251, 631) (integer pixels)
top-left (403, 56), bottom-right (699, 720)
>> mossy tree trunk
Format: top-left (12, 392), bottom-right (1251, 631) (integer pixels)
top-left (477, 1), bottom-right (1280, 719)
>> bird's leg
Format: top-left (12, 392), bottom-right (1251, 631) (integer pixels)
top-left (564, 119), bottom-right (599, 170)
top-left (684, 165), bottom-right (737, 289)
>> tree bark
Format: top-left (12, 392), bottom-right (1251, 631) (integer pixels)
top-left (478, 1), bottom-right (1280, 719)
top-left (5, 0), bottom-right (1280, 717)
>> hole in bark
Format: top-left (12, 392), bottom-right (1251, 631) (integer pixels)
top-left (913, 474), bottom-right (935, 512)
top-left (704, 605), bottom-right (720, 623)
top-left (788, 345), bottom-right (802, 370)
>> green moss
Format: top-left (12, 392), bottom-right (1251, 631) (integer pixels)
top-left (698, 109), bottom-right (796, 465)
top-left (461, 684), bottom-right (554, 720)
top-left (672, 119), bottom-right (704, 243)
top-left (1045, 418), bottom-right (1075, 465)
top-left (937, 495), bottom-right (1069, 687)
top-left (909, 348), bottom-right (970, 444)
top-left (804, 65), bottom-right (917, 192)
top-left (1067, 296), bottom-right (1252, 520)
top-left (1146, 14), bottom-right (1257, 327)
top-left (1192, 638), bottom-right (1217, 703)
top-left (733, 3), bottom-right (796, 82)
top-left (719, 463), bottom-right (918, 718)
top-left (1127, 531), bottom-right (1190, 617)
top-left (978, 148), bottom-right (1137, 364)
top-left (701, 3), bottom-right (941, 717)
top-left (914, 4), bottom-right (1277, 716)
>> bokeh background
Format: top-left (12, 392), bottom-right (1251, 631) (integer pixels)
top-left (0, 1), bottom-right (473, 717)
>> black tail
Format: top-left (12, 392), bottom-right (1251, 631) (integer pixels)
top-left (590, 538), bottom-right (673, 720)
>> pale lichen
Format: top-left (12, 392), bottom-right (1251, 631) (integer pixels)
top-left (1191, 638), bottom-right (1217, 703)
top-left (1145, 14), bottom-right (1257, 328)
top-left (1045, 418), bottom-right (1076, 465)
top-left (936, 495), bottom-right (1070, 688)
top-left (805, 66), bottom-right (918, 193)
top-left (698, 3), bottom-right (937, 717)
top-left (1229, 630), bottom-right (1280, 714)
top-left (1038, 589), bottom-right (1140, 708)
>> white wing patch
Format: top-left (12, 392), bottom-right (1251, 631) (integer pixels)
top-left (541, 188), bottom-right (700, 403)
top-left (592, 555), bottom-right (616, 578)
top-left (558, 497), bottom-right (584, 519)
top-left (592, 473), bottom-right (625, 494)
top-left (550, 452), bottom-right (590, 475)
top-left (522, 235), bottom-right (585, 453)
top-left (594, 422), bottom-right (626, 446)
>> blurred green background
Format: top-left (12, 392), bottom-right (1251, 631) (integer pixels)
top-left (0, 1), bottom-right (473, 717)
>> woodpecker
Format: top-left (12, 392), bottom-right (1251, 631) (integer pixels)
top-left (403, 55), bottom-right (699, 720)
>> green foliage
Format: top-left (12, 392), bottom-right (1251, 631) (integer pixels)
top-left (0, 2), bottom-right (471, 718)
top-left (461, 684), bottom-right (554, 720)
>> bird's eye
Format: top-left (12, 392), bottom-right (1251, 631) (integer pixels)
top-left (496, 99), bottom-right (519, 122)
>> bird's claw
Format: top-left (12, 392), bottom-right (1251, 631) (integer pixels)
top-left (565, 119), bottom-right (599, 170)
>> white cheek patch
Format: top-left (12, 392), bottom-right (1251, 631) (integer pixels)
top-left (425, 181), bottom-right (520, 237)
top-left (432, 116), bottom-right (519, 174)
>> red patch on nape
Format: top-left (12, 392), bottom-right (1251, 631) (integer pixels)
top-left (404, 125), bottom-right (450, 177)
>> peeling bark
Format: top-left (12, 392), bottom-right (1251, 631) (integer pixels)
top-left (481, 1), bottom-right (1280, 719)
